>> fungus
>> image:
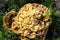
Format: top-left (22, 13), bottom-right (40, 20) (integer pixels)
top-left (3, 3), bottom-right (51, 40)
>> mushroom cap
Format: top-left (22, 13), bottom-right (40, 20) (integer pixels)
top-left (3, 3), bottom-right (51, 39)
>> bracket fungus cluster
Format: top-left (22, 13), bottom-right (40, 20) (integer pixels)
top-left (3, 3), bottom-right (51, 40)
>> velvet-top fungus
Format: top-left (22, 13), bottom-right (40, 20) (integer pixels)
top-left (3, 3), bottom-right (51, 40)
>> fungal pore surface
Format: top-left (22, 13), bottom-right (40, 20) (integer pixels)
top-left (3, 3), bottom-right (51, 40)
